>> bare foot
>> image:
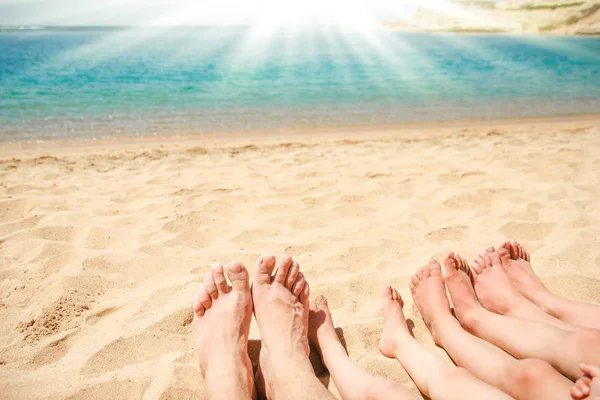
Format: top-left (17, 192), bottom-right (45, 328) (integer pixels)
top-left (409, 260), bottom-right (456, 343)
top-left (497, 241), bottom-right (549, 301)
top-left (471, 247), bottom-right (543, 316)
top-left (571, 364), bottom-right (600, 400)
top-left (193, 262), bottom-right (255, 400)
top-left (308, 295), bottom-right (340, 357)
top-left (252, 254), bottom-right (311, 399)
top-left (379, 286), bottom-right (411, 358)
top-left (441, 253), bottom-right (484, 329)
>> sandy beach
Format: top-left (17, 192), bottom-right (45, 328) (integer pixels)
top-left (1, 115), bottom-right (600, 399)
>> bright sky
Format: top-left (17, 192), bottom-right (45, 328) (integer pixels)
top-left (0, 0), bottom-right (422, 26)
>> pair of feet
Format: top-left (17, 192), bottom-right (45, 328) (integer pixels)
top-left (192, 254), bottom-right (309, 400)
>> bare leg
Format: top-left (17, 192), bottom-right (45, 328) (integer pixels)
top-left (499, 241), bottom-right (600, 331)
top-left (571, 364), bottom-right (600, 400)
top-left (193, 262), bottom-right (256, 400)
top-left (413, 258), bottom-right (572, 400)
top-left (378, 286), bottom-right (511, 400)
top-left (455, 248), bottom-right (600, 381)
top-left (308, 294), bottom-right (416, 400)
top-left (252, 255), bottom-right (336, 400)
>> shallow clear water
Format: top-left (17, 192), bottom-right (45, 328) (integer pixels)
top-left (1, 28), bottom-right (600, 141)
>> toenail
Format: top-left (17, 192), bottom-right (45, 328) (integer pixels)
top-left (486, 247), bottom-right (494, 252)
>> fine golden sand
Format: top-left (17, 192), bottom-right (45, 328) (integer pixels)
top-left (1, 116), bottom-right (600, 399)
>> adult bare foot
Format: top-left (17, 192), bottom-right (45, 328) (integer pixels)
top-left (409, 260), bottom-right (457, 343)
top-left (252, 254), bottom-right (334, 400)
top-left (193, 262), bottom-right (255, 400)
top-left (472, 247), bottom-right (575, 330)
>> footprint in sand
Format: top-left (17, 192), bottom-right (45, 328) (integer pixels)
top-left (65, 379), bottom-right (151, 400)
top-left (498, 221), bottom-right (554, 241)
top-left (425, 226), bottom-right (469, 242)
top-left (0, 198), bottom-right (32, 223)
top-left (159, 365), bottom-right (202, 400)
top-left (81, 308), bottom-right (194, 375)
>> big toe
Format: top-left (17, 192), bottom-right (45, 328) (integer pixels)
top-left (227, 261), bottom-right (250, 292)
top-left (382, 286), bottom-right (404, 317)
top-left (443, 253), bottom-right (459, 277)
top-left (311, 294), bottom-right (328, 311)
top-left (254, 254), bottom-right (276, 285)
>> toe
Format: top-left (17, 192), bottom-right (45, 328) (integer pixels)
top-left (300, 282), bottom-right (310, 304)
top-left (498, 240), bottom-right (511, 253)
top-left (197, 286), bottom-right (212, 311)
top-left (285, 261), bottom-right (300, 289)
top-left (274, 255), bottom-right (293, 285)
top-left (497, 245), bottom-right (511, 265)
top-left (313, 294), bottom-right (327, 310)
top-left (410, 273), bottom-right (420, 289)
top-left (193, 294), bottom-right (205, 317)
top-left (211, 263), bottom-right (230, 294)
top-left (570, 386), bottom-right (583, 399)
top-left (382, 286), bottom-right (394, 300)
top-left (515, 242), bottom-right (524, 259)
top-left (226, 261), bottom-right (250, 292)
top-left (204, 273), bottom-right (219, 300)
top-left (393, 288), bottom-right (403, 306)
top-left (472, 256), bottom-right (484, 274)
top-left (509, 241), bottom-right (519, 260)
top-left (421, 263), bottom-right (432, 277)
top-left (458, 255), bottom-right (470, 272)
top-left (254, 254), bottom-right (276, 285)
top-left (480, 251), bottom-right (493, 269)
top-left (429, 260), bottom-right (442, 276)
top-left (488, 248), bottom-right (503, 267)
top-left (523, 248), bottom-right (530, 262)
top-left (292, 272), bottom-right (306, 297)
top-left (443, 254), bottom-right (458, 276)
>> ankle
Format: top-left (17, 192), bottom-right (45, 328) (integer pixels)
top-left (204, 354), bottom-right (254, 398)
top-left (261, 350), bottom-right (314, 395)
top-left (533, 291), bottom-right (562, 316)
top-left (428, 315), bottom-right (459, 345)
top-left (320, 338), bottom-right (347, 367)
top-left (200, 343), bottom-right (249, 376)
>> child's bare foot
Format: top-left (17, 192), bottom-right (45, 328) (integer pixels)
top-left (571, 364), bottom-right (600, 400)
top-left (472, 247), bottom-right (574, 330)
top-left (441, 253), bottom-right (484, 330)
top-left (308, 295), bottom-right (340, 357)
top-left (409, 260), bottom-right (456, 343)
top-left (379, 286), bottom-right (412, 358)
top-left (193, 262), bottom-right (255, 399)
top-left (471, 247), bottom-right (539, 316)
top-left (497, 241), bottom-right (549, 301)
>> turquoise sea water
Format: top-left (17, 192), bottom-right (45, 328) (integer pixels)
top-left (1, 28), bottom-right (600, 141)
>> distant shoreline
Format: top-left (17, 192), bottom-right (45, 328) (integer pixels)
top-left (2, 113), bottom-right (599, 155)
top-left (1, 25), bottom-right (599, 36)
